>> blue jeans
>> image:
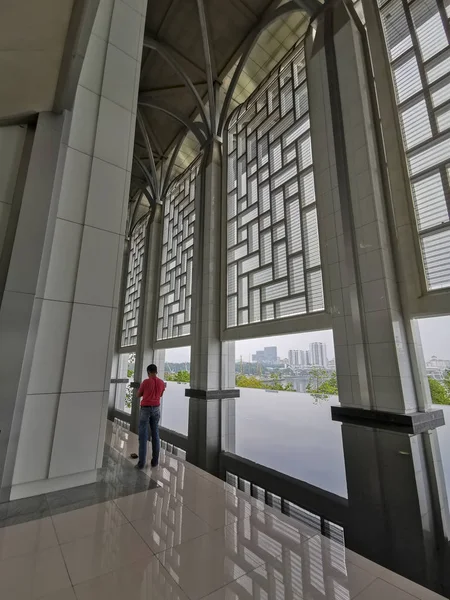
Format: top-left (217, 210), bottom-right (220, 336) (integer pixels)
top-left (138, 406), bottom-right (160, 466)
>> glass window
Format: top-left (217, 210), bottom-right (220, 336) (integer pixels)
top-left (233, 331), bottom-right (346, 497)
top-left (161, 347), bottom-right (190, 435)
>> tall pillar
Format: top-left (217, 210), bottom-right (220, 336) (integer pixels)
top-left (0, 0), bottom-right (148, 500)
top-left (187, 140), bottom-right (238, 474)
top-left (341, 423), bottom-right (450, 594)
top-left (306, 1), bottom-right (440, 428)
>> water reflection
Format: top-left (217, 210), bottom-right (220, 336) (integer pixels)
top-left (235, 389), bottom-right (347, 498)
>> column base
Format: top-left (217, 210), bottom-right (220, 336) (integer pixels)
top-left (9, 469), bottom-right (98, 501)
top-left (331, 406), bottom-right (445, 433)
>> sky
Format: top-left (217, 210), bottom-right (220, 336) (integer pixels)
top-left (164, 315), bottom-right (450, 364)
top-left (417, 315), bottom-right (450, 361)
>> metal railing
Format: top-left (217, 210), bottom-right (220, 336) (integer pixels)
top-left (220, 451), bottom-right (348, 540)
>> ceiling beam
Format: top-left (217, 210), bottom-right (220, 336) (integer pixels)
top-left (143, 37), bottom-right (210, 130)
top-left (139, 97), bottom-right (207, 145)
top-left (139, 82), bottom-right (207, 98)
top-left (196, 0), bottom-right (218, 134)
top-left (139, 110), bottom-right (165, 158)
top-left (137, 109), bottom-right (160, 201)
top-left (141, 0), bottom-right (181, 77)
top-left (142, 35), bottom-right (206, 79)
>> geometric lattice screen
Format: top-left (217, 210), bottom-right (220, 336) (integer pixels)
top-left (226, 42), bottom-right (324, 328)
top-left (121, 216), bottom-right (148, 348)
top-left (156, 161), bottom-right (198, 340)
top-left (379, 0), bottom-right (450, 290)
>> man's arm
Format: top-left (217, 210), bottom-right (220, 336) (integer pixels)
top-left (137, 381), bottom-right (145, 398)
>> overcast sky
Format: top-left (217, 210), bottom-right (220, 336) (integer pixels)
top-left (164, 315), bottom-right (450, 364)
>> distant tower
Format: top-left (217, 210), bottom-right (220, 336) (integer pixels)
top-left (309, 342), bottom-right (328, 367)
top-left (288, 349), bottom-right (299, 366)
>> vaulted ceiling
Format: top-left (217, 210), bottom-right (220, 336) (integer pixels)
top-left (132, 0), bottom-right (314, 192)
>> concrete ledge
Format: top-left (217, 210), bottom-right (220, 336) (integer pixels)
top-left (185, 388), bottom-right (240, 400)
top-left (331, 406), bottom-right (445, 434)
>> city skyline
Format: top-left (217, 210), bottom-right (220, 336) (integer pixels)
top-left (163, 315), bottom-right (450, 364)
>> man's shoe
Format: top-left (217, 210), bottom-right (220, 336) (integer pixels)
top-left (135, 462), bottom-right (144, 469)
top-left (151, 459), bottom-right (159, 468)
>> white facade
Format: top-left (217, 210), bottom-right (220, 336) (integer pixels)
top-left (0, 0), bottom-right (147, 500)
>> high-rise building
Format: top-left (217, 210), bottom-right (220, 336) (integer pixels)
top-left (264, 346), bottom-right (278, 363)
top-left (288, 349), bottom-right (299, 365)
top-left (309, 342), bottom-right (328, 367)
top-left (299, 350), bottom-right (310, 366)
top-left (252, 347), bottom-right (278, 364)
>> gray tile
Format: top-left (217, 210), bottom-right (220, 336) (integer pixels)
top-left (0, 445), bottom-right (159, 526)
top-left (0, 494), bottom-right (50, 528)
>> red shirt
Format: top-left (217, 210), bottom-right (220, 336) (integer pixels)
top-left (138, 376), bottom-right (165, 407)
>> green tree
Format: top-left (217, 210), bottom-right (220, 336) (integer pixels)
top-left (175, 370), bottom-right (190, 383)
top-left (124, 353), bottom-right (136, 409)
top-left (306, 368), bottom-right (338, 402)
top-left (165, 370), bottom-right (190, 383)
top-left (235, 373), bottom-right (294, 391)
top-left (429, 377), bottom-right (450, 405)
top-left (124, 367), bottom-right (134, 409)
top-left (236, 374), bottom-right (265, 388)
top-left (443, 370), bottom-right (450, 396)
top-left (266, 372), bottom-right (294, 391)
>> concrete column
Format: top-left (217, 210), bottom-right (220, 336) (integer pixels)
top-left (0, 126), bottom-right (28, 279)
top-left (341, 423), bottom-right (450, 593)
top-left (187, 141), bottom-right (237, 474)
top-left (306, 1), bottom-right (436, 425)
top-left (0, 0), bottom-right (148, 500)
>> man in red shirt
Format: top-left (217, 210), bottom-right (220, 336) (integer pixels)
top-left (136, 364), bottom-right (165, 468)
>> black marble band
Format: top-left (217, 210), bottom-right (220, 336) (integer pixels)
top-left (331, 406), bottom-right (445, 434)
top-left (185, 388), bottom-right (240, 400)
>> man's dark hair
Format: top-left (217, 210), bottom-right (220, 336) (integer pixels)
top-left (147, 364), bottom-right (158, 374)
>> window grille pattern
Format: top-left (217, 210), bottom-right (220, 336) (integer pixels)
top-left (121, 217), bottom-right (147, 348)
top-left (379, 0), bottom-right (450, 290)
top-left (157, 162), bottom-right (198, 340)
top-left (226, 44), bottom-right (324, 328)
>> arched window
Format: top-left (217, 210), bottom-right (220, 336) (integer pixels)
top-left (225, 41), bottom-right (324, 329)
top-left (157, 160), bottom-right (199, 340)
top-left (121, 215), bottom-right (148, 348)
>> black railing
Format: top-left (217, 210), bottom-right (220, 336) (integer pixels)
top-left (112, 409), bottom-right (131, 424)
top-left (159, 426), bottom-right (188, 452)
top-left (220, 451), bottom-right (349, 534)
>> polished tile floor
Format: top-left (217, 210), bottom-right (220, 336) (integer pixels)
top-left (0, 421), bottom-right (445, 600)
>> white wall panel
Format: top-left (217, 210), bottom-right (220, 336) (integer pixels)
top-left (12, 395), bottom-right (59, 485)
top-left (49, 392), bottom-right (103, 478)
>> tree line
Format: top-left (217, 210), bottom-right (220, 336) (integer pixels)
top-left (151, 366), bottom-right (450, 406)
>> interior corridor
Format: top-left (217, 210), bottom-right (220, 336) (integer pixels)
top-left (0, 420), bottom-right (443, 600)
